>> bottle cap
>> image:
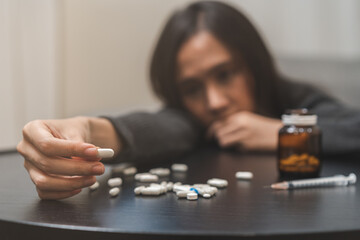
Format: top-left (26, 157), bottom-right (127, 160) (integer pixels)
top-left (282, 109), bottom-right (317, 126)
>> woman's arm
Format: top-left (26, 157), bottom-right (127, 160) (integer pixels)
top-left (17, 109), bottom-right (202, 199)
top-left (103, 108), bottom-right (202, 164)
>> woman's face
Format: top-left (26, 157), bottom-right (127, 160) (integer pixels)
top-left (176, 31), bottom-right (254, 126)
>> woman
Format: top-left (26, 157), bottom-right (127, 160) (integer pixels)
top-left (17, 1), bottom-right (360, 199)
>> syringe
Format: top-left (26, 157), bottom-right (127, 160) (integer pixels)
top-left (271, 173), bottom-right (357, 190)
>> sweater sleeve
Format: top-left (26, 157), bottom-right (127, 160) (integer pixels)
top-left (279, 80), bottom-right (360, 155)
top-left (103, 108), bottom-right (203, 164)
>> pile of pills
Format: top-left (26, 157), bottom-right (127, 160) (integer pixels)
top-left (134, 181), bottom-right (219, 201)
top-left (88, 153), bottom-right (254, 200)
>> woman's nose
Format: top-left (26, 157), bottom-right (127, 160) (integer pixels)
top-left (205, 85), bottom-right (229, 112)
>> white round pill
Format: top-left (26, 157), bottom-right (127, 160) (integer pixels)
top-left (203, 193), bottom-right (211, 199)
top-left (109, 187), bottom-right (120, 197)
top-left (89, 181), bottom-right (99, 191)
top-left (235, 171), bottom-right (253, 180)
top-left (97, 148), bottom-right (114, 158)
top-left (187, 192), bottom-right (198, 200)
top-left (107, 177), bottom-right (122, 187)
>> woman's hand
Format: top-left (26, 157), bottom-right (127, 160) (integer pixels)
top-left (207, 111), bottom-right (283, 151)
top-left (17, 117), bottom-right (120, 200)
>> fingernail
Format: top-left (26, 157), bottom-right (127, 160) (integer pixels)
top-left (84, 147), bottom-right (97, 156)
top-left (92, 164), bottom-right (104, 175)
top-left (85, 177), bottom-right (96, 186)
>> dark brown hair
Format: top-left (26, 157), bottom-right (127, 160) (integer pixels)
top-left (150, 1), bottom-right (282, 117)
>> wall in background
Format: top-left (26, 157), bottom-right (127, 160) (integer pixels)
top-left (1, 0), bottom-right (359, 150)
top-left (0, 0), bottom-right (61, 150)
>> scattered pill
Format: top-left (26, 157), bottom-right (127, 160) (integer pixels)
top-left (235, 171), bottom-right (253, 180)
top-left (135, 173), bottom-right (159, 182)
top-left (171, 163), bottom-right (188, 172)
top-left (97, 148), bottom-right (114, 158)
top-left (177, 190), bottom-right (192, 198)
top-left (207, 178), bottom-right (228, 188)
top-left (123, 167), bottom-right (137, 176)
top-left (134, 186), bottom-right (145, 195)
top-left (193, 184), bottom-right (211, 188)
top-left (111, 163), bottom-right (131, 174)
top-left (203, 193), bottom-right (211, 199)
top-left (166, 182), bottom-right (174, 191)
top-left (141, 186), bottom-right (163, 196)
top-left (89, 181), bottom-right (99, 191)
top-left (150, 168), bottom-right (170, 177)
top-left (109, 187), bottom-right (120, 197)
top-left (173, 184), bottom-right (191, 192)
top-left (108, 177), bottom-right (122, 187)
top-left (135, 173), bottom-right (148, 180)
top-left (187, 192), bottom-right (198, 201)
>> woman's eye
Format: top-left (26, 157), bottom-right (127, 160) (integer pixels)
top-left (180, 84), bottom-right (202, 97)
top-left (216, 70), bottom-right (232, 83)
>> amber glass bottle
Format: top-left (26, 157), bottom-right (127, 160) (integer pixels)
top-left (278, 109), bottom-right (322, 180)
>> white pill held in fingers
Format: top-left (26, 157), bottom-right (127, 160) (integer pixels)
top-left (187, 192), bottom-right (198, 200)
top-left (107, 177), bottom-right (122, 187)
top-left (97, 148), bottom-right (114, 158)
top-left (235, 171), bottom-right (253, 180)
top-left (89, 181), bottom-right (99, 191)
top-left (109, 187), bottom-right (120, 197)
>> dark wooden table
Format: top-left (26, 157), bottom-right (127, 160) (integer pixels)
top-left (1, 149), bottom-right (359, 240)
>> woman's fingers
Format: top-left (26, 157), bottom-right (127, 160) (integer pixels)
top-left (24, 160), bottom-right (97, 192)
top-left (19, 140), bottom-right (104, 176)
top-left (36, 188), bottom-right (82, 200)
top-left (217, 129), bottom-right (248, 147)
top-left (214, 121), bottom-right (244, 138)
top-left (22, 120), bottom-right (99, 159)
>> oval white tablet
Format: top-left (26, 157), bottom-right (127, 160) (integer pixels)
top-left (134, 186), bottom-right (145, 195)
top-left (107, 177), bottom-right (122, 187)
top-left (141, 186), bottom-right (162, 195)
top-left (123, 167), bottom-right (137, 176)
top-left (149, 168), bottom-right (170, 177)
top-left (171, 163), bottom-right (188, 172)
top-left (89, 181), bottom-right (99, 191)
top-left (207, 178), bottom-right (228, 188)
top-left (97, 148), bottom-right (114, 158)
top-left (235, 171), bottom-right (253, 180)
top-left (109, 187), bottom-right (120, 197)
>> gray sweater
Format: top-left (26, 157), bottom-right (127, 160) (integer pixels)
top-left (106, 80), bottom-right (360, 163)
